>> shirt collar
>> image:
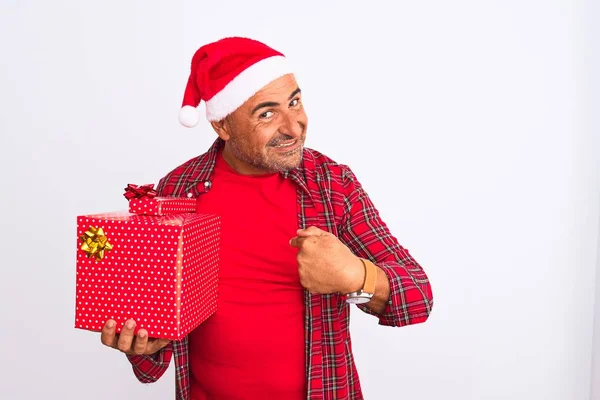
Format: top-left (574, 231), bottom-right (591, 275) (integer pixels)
top-left (184, 138), bottom-right (312, 199)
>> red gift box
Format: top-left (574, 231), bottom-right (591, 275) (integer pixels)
top-left (123, 183), bottom-right (197, 216)
top-left (75, 210), bottom-right (220, 340)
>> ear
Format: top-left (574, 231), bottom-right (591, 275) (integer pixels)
top-left (210, 117), bottom-right (232, 141)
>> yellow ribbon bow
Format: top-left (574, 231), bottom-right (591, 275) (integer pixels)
top-left (79, 226), bottom-right (113, 261)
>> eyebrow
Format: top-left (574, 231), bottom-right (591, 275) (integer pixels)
top-left (288, 87), bottom-right (301, 100)
top-left (251, 87), bottom-right (302, 115)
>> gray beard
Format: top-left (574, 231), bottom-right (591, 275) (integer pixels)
top-left (228, 139), bottom-right (303, 173)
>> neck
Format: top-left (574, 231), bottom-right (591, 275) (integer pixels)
top-left (221, 142), bottom-right (275, 176)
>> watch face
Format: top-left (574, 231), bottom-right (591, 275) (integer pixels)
top-left (346, 296), bottom-right (371, 305)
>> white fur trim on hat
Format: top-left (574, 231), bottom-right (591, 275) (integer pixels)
top-left (205, 56), bottom-right (293, 122)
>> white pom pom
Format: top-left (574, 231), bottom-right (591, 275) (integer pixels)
top-left (178, 105), bottom-right (200, 128)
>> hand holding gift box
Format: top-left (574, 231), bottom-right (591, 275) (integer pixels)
top-left (75, 184), bottom-right (220, 341)
top-left (100, 318), bottom-right (171, 355)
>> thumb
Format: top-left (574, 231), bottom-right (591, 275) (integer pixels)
top-left (289, 236), bottom-right (302, 248)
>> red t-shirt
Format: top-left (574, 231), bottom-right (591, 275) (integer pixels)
top-left (188, 150), bottom-right (305, 400)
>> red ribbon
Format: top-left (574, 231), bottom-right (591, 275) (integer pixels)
top-left (123, 183), bottom-right (158, 200)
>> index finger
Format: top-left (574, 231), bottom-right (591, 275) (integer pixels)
top-left (296, 226), bottom-right (327, 237)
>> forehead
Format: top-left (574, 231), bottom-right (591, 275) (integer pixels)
top-left (247, 74), bottom-right (299, 103)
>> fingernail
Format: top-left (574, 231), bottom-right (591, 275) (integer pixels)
top-left (126, 320), bottom-right (135, 329)
top-left (106, 320), bottom-right (115, 329)
top-left (139, 331), bottom-right (146, 338)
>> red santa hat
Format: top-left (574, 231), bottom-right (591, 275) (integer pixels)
top-left (178, 37), bottom-right (293, 127)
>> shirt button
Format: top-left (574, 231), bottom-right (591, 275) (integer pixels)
top-left (204, 181), bottom-right (212, 190)
top-left (187, 193), bottom-right (193, 198)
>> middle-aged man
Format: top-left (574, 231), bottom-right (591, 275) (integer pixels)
top-left (100, 37), bottom-right (434, 400)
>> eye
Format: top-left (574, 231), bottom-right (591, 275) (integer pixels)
top-left (259, 111), bottom-right (274, 119)
top-left (289, 98), bottom-right (300, 107)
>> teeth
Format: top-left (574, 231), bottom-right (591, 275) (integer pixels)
top-left (275, 141), bottom-right (295, 148)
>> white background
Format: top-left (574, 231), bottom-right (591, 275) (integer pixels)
top-left (0, 1), bottom-right (598, 399)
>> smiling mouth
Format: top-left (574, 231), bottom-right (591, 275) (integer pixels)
top-left (272, 140), bottom-right (297, 148)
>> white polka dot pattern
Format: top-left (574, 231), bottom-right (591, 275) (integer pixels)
top-left (129, 197), bottom-right (197, 216)
top-left (74, 211), bottom-right (221, 340)
top-left (180, 215), bottom-right (220, 334)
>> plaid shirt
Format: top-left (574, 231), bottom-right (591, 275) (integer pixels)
top-left (126, 139), bottom-right (433, 400)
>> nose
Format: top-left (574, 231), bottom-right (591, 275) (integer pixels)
top-left (279, 112), bottom-right (303, 139)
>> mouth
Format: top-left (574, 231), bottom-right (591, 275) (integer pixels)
top-left (270, 139), bottom-right (300, 152)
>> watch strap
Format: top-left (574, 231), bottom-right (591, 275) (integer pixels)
top-left (360, 258), bottom-right (377, 294)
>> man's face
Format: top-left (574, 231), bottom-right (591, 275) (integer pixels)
top-left (214, 74), bottom-right (308, 174)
